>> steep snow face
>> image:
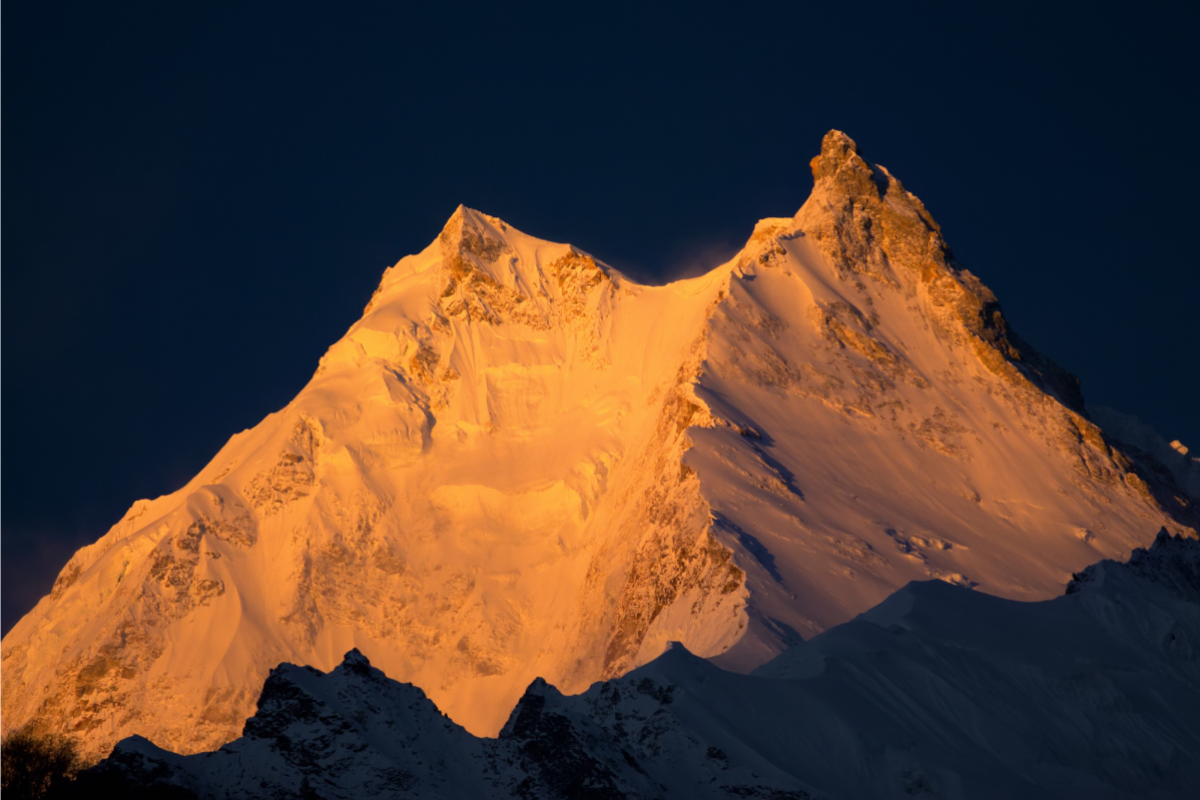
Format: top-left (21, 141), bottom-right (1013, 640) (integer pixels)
top-left (80, 533), bottom-right (1200, 799)
top-left (3, 131), bottom-right (1194, 759)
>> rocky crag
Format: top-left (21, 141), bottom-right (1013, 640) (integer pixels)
top-left (4, 131), bottom-right (1196, 761)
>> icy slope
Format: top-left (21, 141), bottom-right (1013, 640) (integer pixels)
top-left (75, 532), bottom-right (1200, 799)
top-left (4, 131), bottom-right (1195, 760)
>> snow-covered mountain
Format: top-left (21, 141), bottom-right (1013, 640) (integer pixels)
top-left (4, 131), bottom-right (1196, 761)
top-left (71, 530), bottom-right (1200, 799)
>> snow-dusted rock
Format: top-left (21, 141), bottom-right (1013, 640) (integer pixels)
top-left (5, 131), bottom-right (1196, 761)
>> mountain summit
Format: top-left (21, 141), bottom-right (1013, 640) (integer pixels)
top-left (4, 131), bottom-right (1194, 759)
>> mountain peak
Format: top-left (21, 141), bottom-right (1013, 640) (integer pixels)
top-left (811, 128), bottom-right (862, 170)
top-left (4, 131), bottom-right (1194, 761)
top-left (340, 648), bottom-right (372, 672)
top-left (794, 130), bottom-right (1101, 419)
top-left (821, 128), bottom-right (860, 156)
top-left (808, 129), bottom-right (880, 198)
top-left (342, 646), bottom-right (368, 662)
top-left (440, 204), bottom-right (510, 245)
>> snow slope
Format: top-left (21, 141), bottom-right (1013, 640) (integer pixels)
top-left (4, 131), bottom-right (1195, 759)
top-left (75, 531), bottom-right (1200, 799)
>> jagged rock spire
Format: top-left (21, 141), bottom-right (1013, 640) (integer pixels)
top-left (809, 129), bottom-right (882, 199)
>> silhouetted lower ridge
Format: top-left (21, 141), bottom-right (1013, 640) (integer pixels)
top-left (53, 771), bottom-right (198, 800)
top-left (58, 529), bottom-right (1200, 799)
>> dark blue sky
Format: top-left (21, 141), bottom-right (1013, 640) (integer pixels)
top-left (4, 1), bottom-right (1197, 634)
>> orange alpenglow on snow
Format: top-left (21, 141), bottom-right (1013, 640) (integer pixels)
top-left (3, 131), bottom-right (1195, 760)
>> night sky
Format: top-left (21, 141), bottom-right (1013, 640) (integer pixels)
top-left (4, 1), bottom-right (1197, 635)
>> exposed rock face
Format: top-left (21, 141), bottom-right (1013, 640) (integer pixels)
top-left (74, 536), bottom-right (1200, 799)
top-left (4, 131), bottom-right (1195, 761)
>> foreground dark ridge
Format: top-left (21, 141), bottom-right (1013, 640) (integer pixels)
top-left (62, 530), bottom-right (1200, 799)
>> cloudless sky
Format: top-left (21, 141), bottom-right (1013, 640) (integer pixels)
top-left (4, 1), bottom-right (1197, 634)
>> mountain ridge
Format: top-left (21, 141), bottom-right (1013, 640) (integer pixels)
top-left (68, 531), bottom-right (1200, 799)
top-left (4, 130), bottom-right (1195, 760)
